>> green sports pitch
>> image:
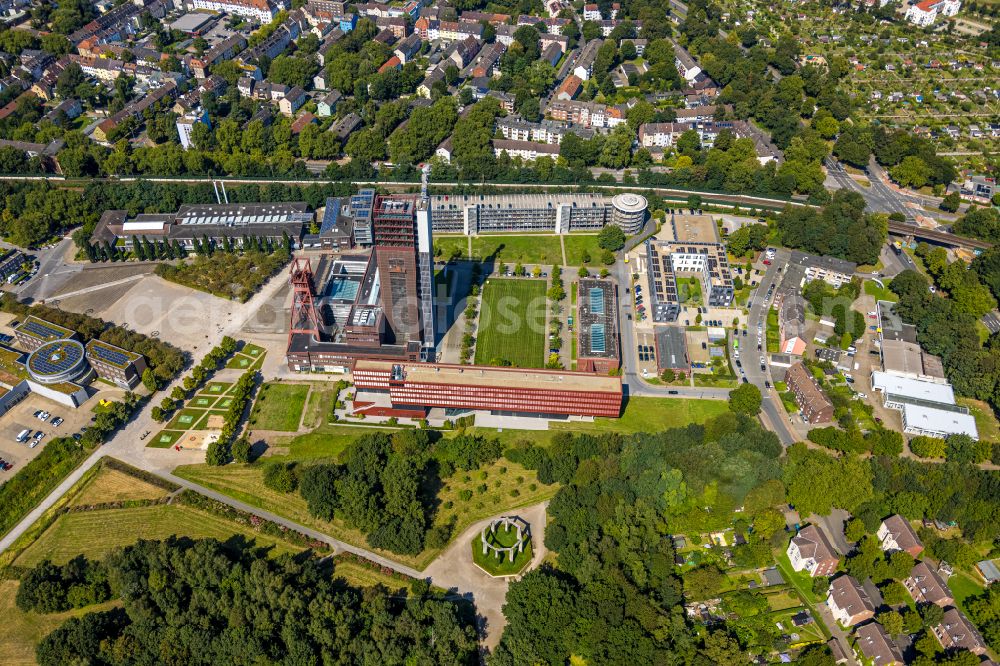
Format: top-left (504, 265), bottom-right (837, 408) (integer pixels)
top-left (475, 278), bottom-right (547, 368)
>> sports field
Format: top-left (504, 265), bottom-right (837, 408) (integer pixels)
top-left (475, 278), bottom-right (547, 368)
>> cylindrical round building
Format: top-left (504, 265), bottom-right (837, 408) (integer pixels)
top-left (26, 339), bottom-right (91, 385)
top-left (610, 193), bottom-right (648, 235)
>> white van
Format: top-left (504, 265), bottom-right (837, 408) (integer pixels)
top-left (15, 429), bottom-right (30, 442)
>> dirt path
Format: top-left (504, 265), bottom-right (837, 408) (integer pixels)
top-left (424, 501), bottom-right (549, 649)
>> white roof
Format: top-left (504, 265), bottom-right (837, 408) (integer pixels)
top-left (122, 220), bottom-right (167, 232)
top-left (903, 403), bottom-right (979, 439)
top-left (870, 371), bottom-right (955, 405)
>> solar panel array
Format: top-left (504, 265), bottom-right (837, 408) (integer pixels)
top-left (589, 287), bottom-right (605, 315)
top-left (21, 319), bottom-right (69, 342)
top-left (590, 323), bottom-right (606, 354)
top-left (88, 342), bottom-right (132, 367)
top-left (28, 340), bottom-right (84, 377)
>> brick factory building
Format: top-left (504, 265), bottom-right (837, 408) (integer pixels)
top-left (286, 193), bottom-right (435, 371)
top-left (352, 360), bottom-right (623, 418)
top-left (576, 278), bottom-right (620, 374)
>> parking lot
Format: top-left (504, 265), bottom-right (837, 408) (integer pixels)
top-left (0, 389), bottom-right (120, 478)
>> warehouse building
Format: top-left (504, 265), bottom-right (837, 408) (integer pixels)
top-left (870, 371), bottom-right (978, 439)
top-left (90, 202), bottom-right (312, 250)
top-left (351, 360), bottom-right (623, 418)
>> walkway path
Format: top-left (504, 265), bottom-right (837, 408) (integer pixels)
top-left (424, 501), bottom-right (549, 648)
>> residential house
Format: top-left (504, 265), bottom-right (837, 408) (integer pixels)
top-left (905, 561), bottom-right (954, 607)
top-left (330, 112), bottom-right (362, 141)
top-left (278, 87), bottom-right (306, 115)
top-left (786, 525), bottom-right (839, 577)
top-left (492, 139), bottom-right (560, 161)
top-left (932, 607), bottom-right (988, 655)
top-left (826, 575), bottom-right (875, 627)
top-left (317, 90), bottom-right (342, 117)
top-left (854, 622), bottom-right (904, 666)
top-left (290, 112), bottom-right (318, 135)
top-left (674, 42), bottom-right (702, 82)
top-left (877, 515), bottom-right (924, 558)
top-left (556, 74), bottom-right (583, 101)
top-left (574, 39), bottom-right (603, 81)
top-left (785, 362), bottom-right (835, 424)
top-left (394, 33), bottom-right (423, 64)
top-left (471, 42), bottom-right (504, 78)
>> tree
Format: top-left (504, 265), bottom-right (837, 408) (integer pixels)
top-left (205, 438), bottom-right (230, 466)
top-left (141, 368), bottom-right (157, 392)
top-left (879, 610), bottom-right (904, 636)
top-left (729, 383), bottom-right (762, 415)
top-left (940, 191), bottom-right (961, 213)
top-left (597, 225), bottom-right (626, 251)
top-left (845, 517), bottom-right (867, 543)
top-left (881, 580), bottom-right (909, 606)
top-left (231, 437), bottom-right (251, 463)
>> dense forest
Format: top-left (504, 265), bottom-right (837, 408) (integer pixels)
top-left (282, 430), bottom-right (503, 555)
top-left (775, 190), bottom-right (887, 265)
top-left (25, 538), bottom-right (478, 665)
top-left (494, 413), bottom-right (783, 663)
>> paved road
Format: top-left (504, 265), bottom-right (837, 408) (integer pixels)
top-left (825, 157), bottom-right (916, 221)
top-left (982, 310), bottom-right (1000, 334)
top-left (735, 249), bottom-right (800, 446)
top-left (15, 237), bottom-right (79, 302)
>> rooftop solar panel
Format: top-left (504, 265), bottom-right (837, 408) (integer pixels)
top-left (22, 319), bottom-right (69, 341)
top-left (589, 287), bottom-right (605, 315)
top-left (590, 323), bottom-right (606, 354)
top-left (88, 342), bottom-right (132, 367)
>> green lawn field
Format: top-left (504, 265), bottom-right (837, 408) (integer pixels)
top-left (433, 235), bottom-right (469, 261)
top-left (562, 234), bottom-right (601, 266)
top-left (13, 504), bottom-right (303, 567)
top-left (475, 278), bottom-right (548, 368)
top-left (472, 235), bottom-right (563, 265)
top-left (551, 396), bottom-right (728, 434)
top-left (249, 383), bottom-right (310, 431)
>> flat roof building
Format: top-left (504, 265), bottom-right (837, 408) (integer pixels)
top-left (14, 316), bottom-right (76, 351)
top-left (91, 202), bottom-right (311, 250)
top-left (655, 326), bottom-right (690, 375)
top-left (352, 359), bottom-right (623, 418)
top-left (427, 192), bottom-right (646, 236)
top-left (880, 339), bottom-right (946, 383)
top-left (644, 213), bottom-right (734, 323)
top-left (85, 339), bottom-right (147, 389)
top-left (576, 279), bottom-right (620, 374)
